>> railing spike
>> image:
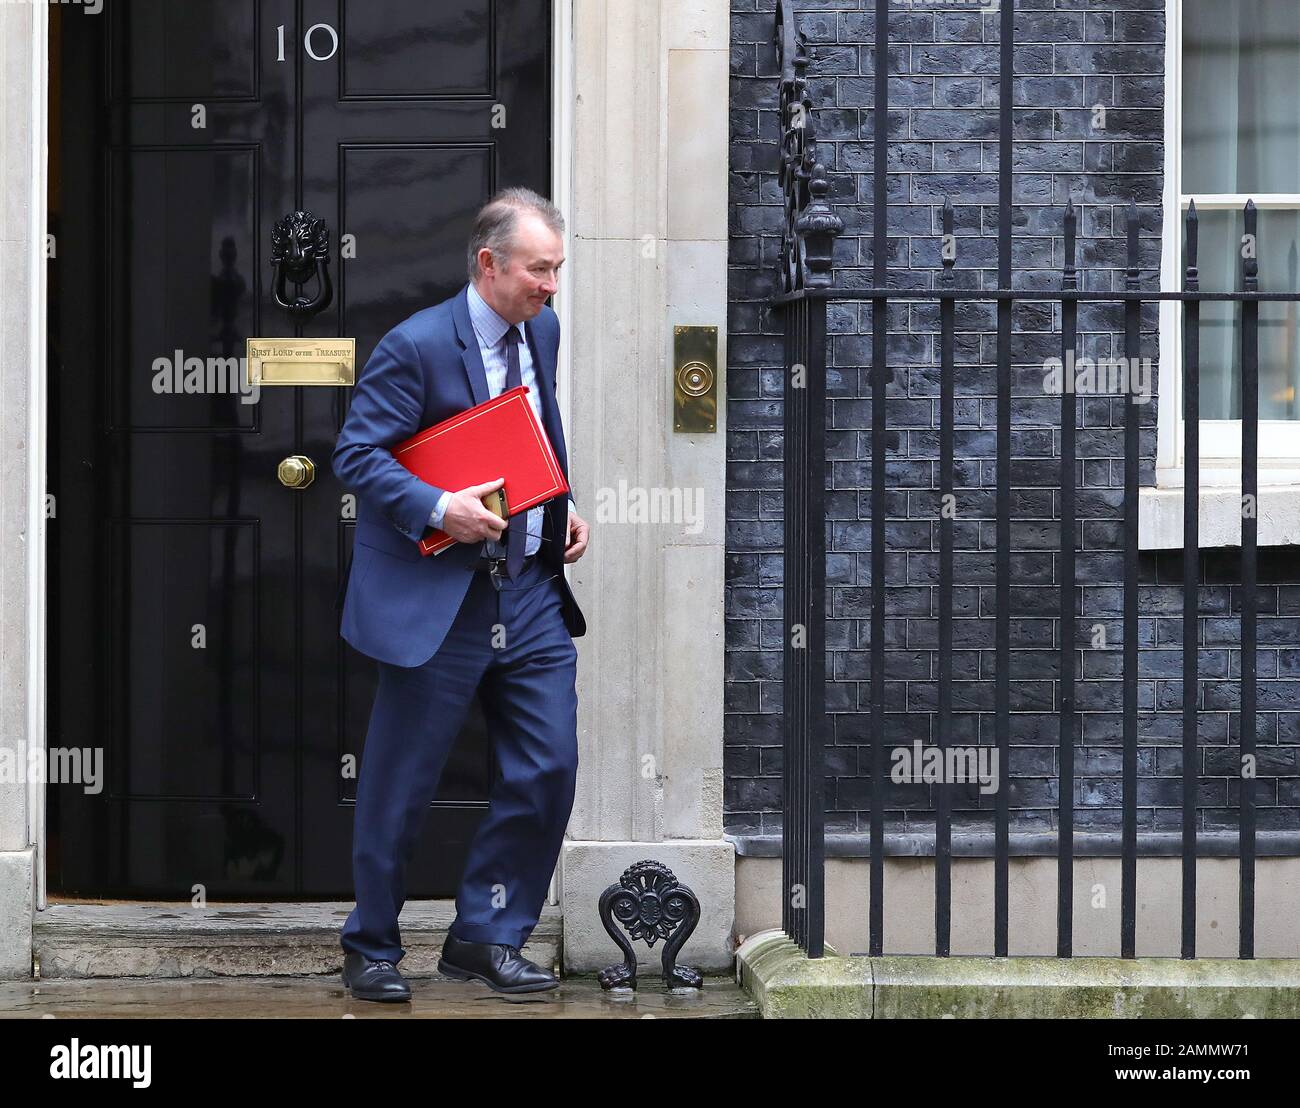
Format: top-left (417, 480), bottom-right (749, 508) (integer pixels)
top-left (1126, 202), bottom-right (1140, 286)
top-left (795, 161), bottom-right (843, 288)
top-left (1063, 198), bottom-right (1077, 291)
top-left (1185, 200), bottom-right (1199, 291)
top-left (941, 197), bottom-right (955, 276)
top-left (1244, 199), bottom-right (1259, 288)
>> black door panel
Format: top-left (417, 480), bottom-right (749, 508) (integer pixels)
top-left (50, 0), bottom-right (551, 898)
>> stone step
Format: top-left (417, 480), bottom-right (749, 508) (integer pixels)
top-left (32, 899), bottom-right (561, 979)
top-left (1, 972), bottom-right (761, 1017)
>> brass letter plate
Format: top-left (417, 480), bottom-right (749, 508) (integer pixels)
top-left (246, 338), bottom-right (356, 386)
top-left (673, 325), bottom-right (718, 433)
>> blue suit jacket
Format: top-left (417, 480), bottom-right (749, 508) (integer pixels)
top-left (333, 283), bottom-right (587, 667)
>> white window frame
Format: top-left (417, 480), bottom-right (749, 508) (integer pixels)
top-left (1143, 1), bottom-right (1300, 547)
top-left (1158, 0), bottom-right (1300, 486)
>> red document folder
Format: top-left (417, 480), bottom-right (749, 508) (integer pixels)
top-left (391, 385), bottom-right (569, 556)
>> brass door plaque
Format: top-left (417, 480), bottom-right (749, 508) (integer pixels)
top-left (673, 325), bottom-right (718, 433)
top-left (246, 338), bottom-right (356, 386)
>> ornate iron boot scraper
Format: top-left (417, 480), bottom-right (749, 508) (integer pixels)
top-left (597, 860), bottom-right (702, 990)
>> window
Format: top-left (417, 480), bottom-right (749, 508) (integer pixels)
top-left (1159, 0), bottom-right (1300, 483)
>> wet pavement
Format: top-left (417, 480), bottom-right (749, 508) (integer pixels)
top-left (0, 973), bottom-right (759, 1019)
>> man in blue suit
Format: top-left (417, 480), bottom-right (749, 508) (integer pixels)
top-left (334, 188), bottom-right (589, 1001)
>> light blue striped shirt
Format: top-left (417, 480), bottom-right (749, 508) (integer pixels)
top-left (429, 282), bottom-right (571, 556)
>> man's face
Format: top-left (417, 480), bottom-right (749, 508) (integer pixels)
top-left (475, 213), bottom-right (565, 324)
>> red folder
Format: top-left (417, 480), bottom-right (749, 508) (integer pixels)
top-left (392, 385), bottom-right (569, 556)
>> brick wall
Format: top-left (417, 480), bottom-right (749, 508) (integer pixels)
top-left (725, 0), bottom-right (1300, 846)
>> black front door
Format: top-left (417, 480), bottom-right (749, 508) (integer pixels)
top-left (48, 0), bottom-right (551, 897)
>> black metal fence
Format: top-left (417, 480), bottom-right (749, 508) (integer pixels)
top-left (773, 0), bottom-right (1299, 959)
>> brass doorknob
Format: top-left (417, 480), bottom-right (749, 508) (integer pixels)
top-left (277, 455), bottom-right (315, 489)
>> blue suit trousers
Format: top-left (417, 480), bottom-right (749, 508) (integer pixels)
top-left (340, 556), bottom-right (579, 962)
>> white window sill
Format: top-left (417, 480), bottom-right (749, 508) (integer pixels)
top-left (1138, 484), bottom-right (1300, 549)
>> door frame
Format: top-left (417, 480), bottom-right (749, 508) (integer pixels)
top-left (32, 0), bottom-right (574, 909)
top-left (29, 0), bottom-right (50, 912)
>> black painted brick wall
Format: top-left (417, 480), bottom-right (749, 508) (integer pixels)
top-left (725, 0), bottom-right (1300, 843)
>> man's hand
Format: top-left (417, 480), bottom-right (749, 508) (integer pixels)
top-left (563, 507), bottom-right (589, 563)
top-left (441, 478), bottom-right (509, 544)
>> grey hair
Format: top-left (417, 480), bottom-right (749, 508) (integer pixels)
top-left (466, 187), bottom-right (566, 282)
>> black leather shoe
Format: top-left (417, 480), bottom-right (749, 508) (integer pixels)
top-left (341, 950), bottom-right (412, 1002)
top-left (438, 933), bottom-right (559, 993)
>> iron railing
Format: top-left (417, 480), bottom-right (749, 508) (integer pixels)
top-left (772, 0), bottom-right (1300, 959)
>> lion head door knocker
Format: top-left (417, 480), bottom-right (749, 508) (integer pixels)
top-left (270, 210), bottom-right (333, 320)
top-left (597, 860), bottom-right (702, 990)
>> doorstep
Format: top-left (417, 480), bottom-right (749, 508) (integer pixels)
top-left (31, 899), bottom-right (559, 979)
top-left (0, 972), bottom-right (758, 1018)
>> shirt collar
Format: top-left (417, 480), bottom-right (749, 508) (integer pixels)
top-left (467, 281), bottom-right (523, 349)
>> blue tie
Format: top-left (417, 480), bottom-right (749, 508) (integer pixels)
top-left (503, 326), bottom-right (526, 580)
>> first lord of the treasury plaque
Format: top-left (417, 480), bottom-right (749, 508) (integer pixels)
top-left (246, 338), bottom-right (356, 386)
